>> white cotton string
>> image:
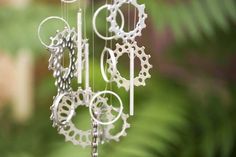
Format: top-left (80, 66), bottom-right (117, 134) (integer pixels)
top-left (83, 1), bottom-right (87, 85)
top-left (66, 3), bottom-right (68, 24)
top-left (66, 2), bottom-right (68, 22)
top-left (82, 0), bottom-right (86, 89)
top-left (109, 0), bottom-right (114, 104)
top-left (92, 0), bottom-right (95, 91)
top-left (63, 2), bottom-right (65, 20)
top-left (65, 3), bottom-right (67, 22)
top-left (80, 1), bottom-right (89, 100)
top-left (61, 1), bottom-right (63, 19)
top-left (134, 4), bottom-right (137, 30)
top-left (83, 2), bottom-right (87, 39)
top-left (103, 0), bottom-right (109, 94)
top-left (62, 2), bottom-right (65, 70)
top-left (104, 0), bottom-right (109, 47)
top-left (128, 2), bottom-right (130, 33)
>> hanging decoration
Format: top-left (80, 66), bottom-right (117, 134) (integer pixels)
top-left (38, 0), bottom-right (152, 156)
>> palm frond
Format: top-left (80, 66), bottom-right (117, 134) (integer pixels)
top-left (141, 0), bottom-right (236, 42)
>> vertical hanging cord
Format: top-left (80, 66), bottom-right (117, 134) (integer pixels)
top-left (83, 0), bottom-right (87, 89)
top-left (61, 1), bottom-right (63, 19)
top-left (64, 3), bottom-right (67, 21)
top-left (128, 2), bottom-right (130, 33)
top-left (83, 1), bottom-right (87, 39)
top-left (62, 1), bottom-right (65, 70)
top-left (109, 0), bottom-right (114, 105)
top-left (92, 0), bottom-right (95, 91)
top-left (103, 0), bottom-right (109, 93)
top-left (134, 4), bottom-right (137, 31)
top-left (65, 2), bottom-right (68, 69)
top-left (104, 0), bottom-right (108, 47)
top-left (66, 2), bottom-right (69, 24)
top-left (63, 2), bottom-right (66, 20)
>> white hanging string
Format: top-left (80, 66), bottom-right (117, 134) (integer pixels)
top-left (103, 0), bottom-right (109, 93)
top-left (62, 1), bottom-right (65, 71)
top-left (65, 2), bottom-right (68, 71)
top-left (61, 1), bottom-right (63, 19)
top-left (128, 1), bottom-right (130, 33)
top-left (66, 2), bottom-right (69, 26)
top-left (105, 0), bottom-right (108, 47)
top-left (83, 1), bottom-right (87, 39)
top-left (134, 3), bottom-right (137, 30)
top-left (83, 0), bottom-right (88, 91)
top-left (63, 2), bottom-right (65, 20)
top-left (80, 1), bottom-right (90, 98)
top-left (65, 2), bottom-right (67, 22)
top-left (109, 0), bottom-right (114, 104)
top-left (92, 0), bottom-right (95, 92)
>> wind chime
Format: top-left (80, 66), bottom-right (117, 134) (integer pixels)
top-left (38, 0), bottom-right (152, 156)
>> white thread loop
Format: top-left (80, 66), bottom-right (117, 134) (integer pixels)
top-left (100, 48), bottom-right (117, 82)
top-left (93, 4), bottom-right (125, 40)
top-left (38, 16), bottom-right (70, 48)
top-left (89, 91), bottom-right (123, 125)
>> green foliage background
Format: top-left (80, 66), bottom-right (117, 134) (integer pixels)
top-left (0, 0), bottom-right (236, 157)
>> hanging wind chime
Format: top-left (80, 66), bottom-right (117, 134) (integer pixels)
top-left (38, 0), bottom-right (152, 156)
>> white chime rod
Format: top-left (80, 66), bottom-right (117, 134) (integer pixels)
top-left (85, 43), bottom-right (90, 103)
top-left (130, 48), bottom-right (135, 116)
top-left (77, 9), bottom-right (82, 84)
top-left (85, 43), bottom-right (89, 90)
